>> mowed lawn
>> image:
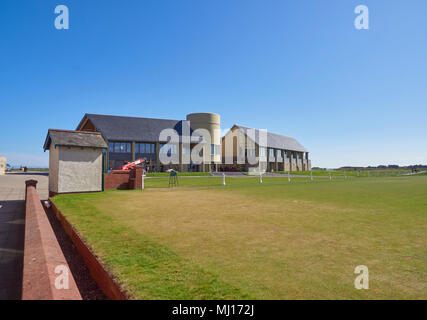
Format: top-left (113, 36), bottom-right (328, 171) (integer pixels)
top-left (52, 176), bottom-right (427, 299)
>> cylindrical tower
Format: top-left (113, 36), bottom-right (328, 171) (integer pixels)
top-left (186, 113), bottom-right (221, 171)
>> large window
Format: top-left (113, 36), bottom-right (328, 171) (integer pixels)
top-left (269, 148), bottom-right (275, 158)
top-left (259, 147), bottom-right (266, 157)
top-left (109, 142), bottom-right (131, 153)
top-left (136, 143), bottom-right (155, 154)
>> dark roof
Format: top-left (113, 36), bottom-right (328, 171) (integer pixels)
top-left (234, 125), bottom-right (308, 152)
top-left (43, 129), bottom-right (108, 151)
top-left (77, 114), bottom-right (199, 143)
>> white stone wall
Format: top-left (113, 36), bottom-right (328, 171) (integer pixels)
top-left (0, 157), bottom-right (6, 176)
top-left (57, 147), bottom-right (103, 193)
top-left (49, 145), bottom-right (59, 193)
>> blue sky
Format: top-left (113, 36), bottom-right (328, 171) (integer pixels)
top-left (1, 0), bottom-right (426, 168)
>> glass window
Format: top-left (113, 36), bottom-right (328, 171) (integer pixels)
top-left (160, 143), bottom-right (167, 154)
top-left (210, 144), bottom-right (216, 155)
top-left (160, 144), bottom-right (177, 156)
top-left (269, 148), bottom-right (275, 157)
top-left (259, 147), bottom-right (266, 157)
top-left (114, 143), bottom-right (120, 152)
top-left (110, 142), bottom-right (131, 153)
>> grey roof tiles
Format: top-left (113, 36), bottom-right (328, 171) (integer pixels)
top-left (43, 129), bottom-right (108, 151)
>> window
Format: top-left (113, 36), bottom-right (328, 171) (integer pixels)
top-left (259, 147), bottom-right (266, 157)
top-left (110, 142), bottom-right (131, 153)
top-left (136, 143), bottom-right (155, 154)
top-left (210, 144), bottom-right (218, 155)
top-left (122, 143), bottom-right (131, 153)
top-left (269, 148), bottom-right (275, 158)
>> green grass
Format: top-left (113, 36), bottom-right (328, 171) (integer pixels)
top-left (146, 172), bottom-right (211, 177)
top-left (53, 175), bottom-right (427, 299)
top-left (275, 169), bottom-right (412, 177)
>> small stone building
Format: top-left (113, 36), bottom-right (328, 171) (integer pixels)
top-left (43, 129), bottom-right (107, 196)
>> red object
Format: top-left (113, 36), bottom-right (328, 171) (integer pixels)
top-left (24, 180), bottom-right (82, 300)
top-left (119, 158), bottom-right (144, 171)
top-left (104, 166), bottom-right (143, 190)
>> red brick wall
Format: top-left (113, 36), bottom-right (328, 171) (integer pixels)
top-left (104, 170), bottom-right (129, 190)
top-left (104, 166), bottom-right (142, 190)
top-left (23, 180), bottom-right (82, 300)
top-left (128, 166), bottom-right (143, 189)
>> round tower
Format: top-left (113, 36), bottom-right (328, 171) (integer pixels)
top-left (186, 113), bottom-right (221, 171)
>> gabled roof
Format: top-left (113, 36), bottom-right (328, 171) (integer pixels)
top-left (43, 129), bottom-right (108, 151)
top-left (77, 113), bottom-right (197, 143)
top-left (232, 125), bottom-right (308, 152)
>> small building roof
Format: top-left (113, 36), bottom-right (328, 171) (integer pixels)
top-left (43, 129), bottom-right (108, 151)
top-left (233, 125), bottom-right (308, 153)
top-left (76, 113), bottom-right (198, 143)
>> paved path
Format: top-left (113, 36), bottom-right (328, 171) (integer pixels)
top-left (0, 172), bottom-right (48, 300)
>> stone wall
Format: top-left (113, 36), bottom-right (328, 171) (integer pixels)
top-left (58, 147), bottom-right (103, 194)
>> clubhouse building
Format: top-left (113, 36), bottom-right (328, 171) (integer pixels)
top-left (75, 112), bottom-right (311, 173)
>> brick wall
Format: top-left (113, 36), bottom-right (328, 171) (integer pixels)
top-left (104, 166), bottom-right (142, 190)
top-left (23, 180), bottom-right (82, 300)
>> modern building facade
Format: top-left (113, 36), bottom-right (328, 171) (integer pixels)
top-left (75, 113), bottom-right (310, 172)
top-left (221, 125), bottom-right (310, 172)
